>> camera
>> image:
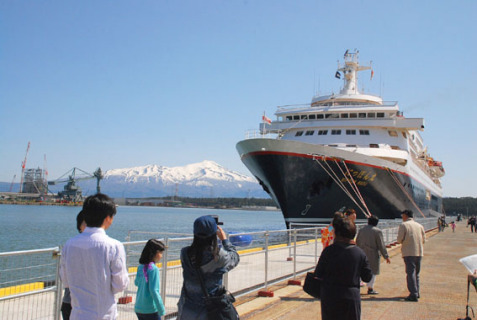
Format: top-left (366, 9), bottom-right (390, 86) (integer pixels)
top-left (211, 215), bottom-right (224, 226)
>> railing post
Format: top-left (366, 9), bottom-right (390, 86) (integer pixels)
top-left (224, 271), bottom-right (229, 289)
top-left (54, 247), bottom-right (62, 320)
top-left (264, 232), bottom-right (269, 290)
top-left (288, 227), bottom-right (292, 258)
top-left (314, 227), bottom-right (318, 264)
top-left (161, 237), bottom-right (169, 306)
top-left (293, 229), bottom-right (297, 279)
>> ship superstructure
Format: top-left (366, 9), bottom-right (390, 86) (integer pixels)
top-left (236, 50), bottom-right (444, 224)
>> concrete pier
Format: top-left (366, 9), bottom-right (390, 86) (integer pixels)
top-left (236, 220), bottom-right (476, 320)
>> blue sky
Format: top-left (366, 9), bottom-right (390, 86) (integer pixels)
top-left (0, 1), bottom-right (475, 197)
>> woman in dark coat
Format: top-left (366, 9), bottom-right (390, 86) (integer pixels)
top-left (315, 215), bottom-right (373, 320)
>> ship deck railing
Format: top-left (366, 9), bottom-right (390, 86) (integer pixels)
top-left (275, 100), bottom-right (399, 113)
top-left (0, 218), bottom-right (437, 320)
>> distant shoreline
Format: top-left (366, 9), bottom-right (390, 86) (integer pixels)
top-left (0, 198), bottom-right (280, 211)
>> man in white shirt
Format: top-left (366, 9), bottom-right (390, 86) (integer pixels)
top-left (60, 193), bottom-right (129, 320)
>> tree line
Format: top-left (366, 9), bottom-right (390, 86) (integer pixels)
top-left (443, 197), bottom-right (477, 216)
top-left (151, 196), bottom-right (476, 216)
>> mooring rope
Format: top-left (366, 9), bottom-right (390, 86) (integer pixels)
top-left (386, 167), bottom-right (426, 218)
top-left (311, 155), bottom-right (368, 216)
top-left (340, 160), bottom-right (372, 218)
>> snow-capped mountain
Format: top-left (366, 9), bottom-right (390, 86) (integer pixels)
top-left (66, 161), bottom-right (268, 198)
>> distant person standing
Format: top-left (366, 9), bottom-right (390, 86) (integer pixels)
top-left (356, 215), bottom-right (391, 294)
top-left (468, 216), bottom-right (476, 233)
top-left (397, 210), bottom-right (426, 302)
top-left (450, 221), bottom-right (456, 233)
top-left (345, 208), bottom-right (357, 222)
top-left (60, 193), bottom-right (129, 319)
top-left (61, 211), bottom-right (86, 320)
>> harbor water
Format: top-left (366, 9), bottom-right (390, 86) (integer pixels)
top-left (0, 205), bottom-right (286, 253)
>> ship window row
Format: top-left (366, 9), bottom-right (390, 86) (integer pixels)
top-left (285, 112), bottom-right (386, 121)
top-left (295, 129), bottom-right (370, 136)
top-left (327, 143), bottom-right (402, 150)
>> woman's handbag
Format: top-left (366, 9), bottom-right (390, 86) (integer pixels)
top-left (303, 272), bottom-right (321, 298)
top-left (192, 252), bottom-right (239, 320)
top-left (203, 286), bottom-right (239, 320)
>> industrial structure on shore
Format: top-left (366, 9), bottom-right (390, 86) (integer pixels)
top-left (2, 142), bottom-right (102, 203)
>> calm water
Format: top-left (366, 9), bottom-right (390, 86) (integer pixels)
top-left (0, 205), bottom-right (286, 252)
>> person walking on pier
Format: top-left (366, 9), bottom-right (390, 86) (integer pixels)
top-left (60, 193), bottom-right (129, 320)
top-left (314, 214), bottom-right (372, 320)
top-left (397, 210), bottom-right (426, 302)
top-left (356, 215), bottom-right (391, 295)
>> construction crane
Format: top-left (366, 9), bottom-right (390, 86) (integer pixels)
top-left (19, 142), bottom-right (30, 193)
top-left (9, 175), bottom-right (16, 192)
top-left (48, 167), bottom-right (103, 202)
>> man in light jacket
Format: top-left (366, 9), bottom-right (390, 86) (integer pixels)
top-left (356, 215), bottom-right (391, 294)
top-left (397, 209), bottom-right (426, 302)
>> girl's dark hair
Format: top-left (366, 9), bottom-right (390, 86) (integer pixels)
top-left (188, 234), bottom-right (219, 267)
top-left (139, 239), bottom-right (165, 265)
top-left (76, 210), bottom-right (85, 232)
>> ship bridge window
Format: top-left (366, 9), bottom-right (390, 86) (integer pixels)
top-left (341, 113), bottom-right (349, 118)
top-left (346, 129), bottom-right (356, 135)
top-left (301, 115), bottom-right (307, 119)
top-left (325, 114), bottom-right (332, 118)
top-left (317, 114), bottom-right (324, 119)
top-left (377, 112), bottom-right (385, 118)
top-left (370, 144), bottom-right (379, 148)
top-left (331, 129), bottom-right (341, 135)
top-left (391, 146), bottom-right (401, 150)
top-left (368, 113), bottom-right (376, 118)
top-left (293, 115), bottom-right (299, 120)
top-left (359, 113), bottom-right (366, 118)
top-left (295, 131), bottom-right (303, 136)
top-left (305, 130), bottom-right (314, 136)
top-left (286, 116), bottom-right (292, 121)
top-left (350, 113), bottom-right (357, 118)
top-left (309, 114), bottom-right (316, 120)
top-left (388, 130), bottom-right (398, 137)
top-left (318, 130), bottom-right (328, 135)
top-left (360, 130), bottom-right (370, 135)
top-left (346, 144), bottom-right (357, 147)
top-left (330, 114), bottom-right (339, 118)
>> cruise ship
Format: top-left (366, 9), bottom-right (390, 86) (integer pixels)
top-left (236, 50), bottom-right (444, 225)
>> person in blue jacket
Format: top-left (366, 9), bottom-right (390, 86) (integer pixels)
top-left (134, 239), bottom-right (166, 320)
top-left (177, 215), bottom-right (240, 320)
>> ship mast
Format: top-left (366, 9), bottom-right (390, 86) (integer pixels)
top-left (337, 50), bottom-right (371, 95)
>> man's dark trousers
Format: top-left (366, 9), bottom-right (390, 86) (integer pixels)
top-left (404, 256), bottom-right (422, 298)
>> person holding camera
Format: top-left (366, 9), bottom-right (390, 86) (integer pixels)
top-left (177, 215), bottom-right (240, 320)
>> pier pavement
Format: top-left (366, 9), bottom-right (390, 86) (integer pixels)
top-left (235, 220), bottom-right (477, 320)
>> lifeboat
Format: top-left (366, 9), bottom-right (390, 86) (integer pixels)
top-left (428, 159), bottom-right (445, 178)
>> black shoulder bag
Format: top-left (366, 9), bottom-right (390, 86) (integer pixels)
top-left (303, 271), bottom-right (321, 298)
top-left (190, 250), bottom-right (239, 320)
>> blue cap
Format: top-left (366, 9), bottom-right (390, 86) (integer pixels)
top-left (193, 215), bottom-right (217, 238)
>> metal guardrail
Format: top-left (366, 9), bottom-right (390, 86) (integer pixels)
top-left (0, 218), bottom-right (437, 319)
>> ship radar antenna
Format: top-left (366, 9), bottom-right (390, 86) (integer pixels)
top-left (336, 49), bottom-right (371, 95)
